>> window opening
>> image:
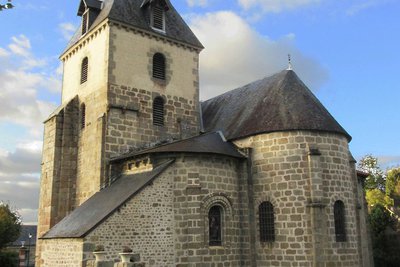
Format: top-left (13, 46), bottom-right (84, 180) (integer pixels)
top-left (152, 53), bottom-right (166, 80)
top-left (209, 205), bottom-right (222, 246)
top-left (82, 11), bottom-right (88, 35)
top-left (152, 5), bottom-right (165, 31)
top-left (81, 103), bottom-right (86, 129)
top-left (334, 200), bottom-right (346, 242)
top-left (81, 57), bottom-right (88, 84)
top-left (153, 97), bottom-right (164, 126)
top-left (259, 201), bottom-right (275, 242)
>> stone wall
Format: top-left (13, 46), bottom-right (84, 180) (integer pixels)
top-left (105, 85), bottom-right (200, 159)
top-left (170, 154), bottom-right (247, 266)
top-left (84, 159), bottom-right (176, 266)
top-left (39, 238), bottom-right (84, 267)
top-left (235, 131), bottom-right (361, 267)
top-left (83, 153), bottom-right (248, 267)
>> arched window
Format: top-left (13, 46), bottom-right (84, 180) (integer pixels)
top-left (259, 201), bottom-right (275, 242)
top-left (81, 57), bottom-right (88, 84)
top-left (151, 4), bottom-right (165, 31)
top-left (153, 97), bottom-right (164, 126)
top-left (209, 205), bottom-right (222, 246)
top-left (152, 53), bottom-right (166, 80)
top-left (334, 200), bottom-right (346, 242)
top-left (81, 103), bottom-right (86, 129)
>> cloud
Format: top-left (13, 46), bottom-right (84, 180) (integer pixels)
top-left (0, 141), bottom-right (42, 175)
top-left (377, 156), bottom-right (400, 169)
top-left (59, 22), bottom-right (78, 41)
top-left (0, 35), bottom-right (62, 224)
top-left (346, 0), bottom-right (393, 16)
top-left (238, 0), bottom-right (321, 13)
top-left (0, 35), bottom-right (59, 137)
top-left (187, 0), bottom-right (208, 7)
top-left (188, 11), bottom-right (328, 100)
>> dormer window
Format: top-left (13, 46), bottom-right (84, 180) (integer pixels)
top-left (82, 10), bottom-right (88, 35)
top-left (77, 0), bottom-right (102, 37)
top-left (151, 4), bottom-right (165, 32)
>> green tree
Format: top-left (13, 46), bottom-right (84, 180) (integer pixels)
top-left (366, 189), bottom-right (393, 209)
top-left (369, 204), bottom-right (400, 267)
top-left (0, 0), bottom-right (14, 11)
top-left (0, 202), bottom-right (21, 249)
top-left (358, 155), bottom-right (386, 191)
top-left (386, 168), bottom-right (400, 198)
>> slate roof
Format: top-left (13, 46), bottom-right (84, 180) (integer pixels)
top-left (202, 70), bottom-right (352, 141)
top-left (111, 131), bottom-right (245, 162)
top-left (41, 160), bottom-right (174, 239)
top-left (10, 225), bottom-right (37, 247)
top-left (65, 0), bottom-right (203, 54)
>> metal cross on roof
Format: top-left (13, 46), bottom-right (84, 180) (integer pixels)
top-left (287, 54), bottom-right (293, 70)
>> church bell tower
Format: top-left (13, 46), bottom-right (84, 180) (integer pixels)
top-left (37, 0), bottom-right (203, 240)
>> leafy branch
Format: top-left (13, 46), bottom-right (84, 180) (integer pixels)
top-left (0, 0), bottom-right (14, 11)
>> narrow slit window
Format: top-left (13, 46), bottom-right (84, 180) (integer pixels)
top-left (209, 205), bottom-right (222, 246)
top-left (334, 200), bottom-right (346, 242)
top-left (153, 97), bottom-right (164, 126)
top-left (259, 201), bottom-right (275, 242)
top-left (152, 53), bottom-right (166, 80)
top-left (81, 57), bottom-right (88, 84)
top-left (152, 5), bottom-right (165, 31)
top-left (81, 103), bottom-right (86, 129)
top-left (82, 11), bottom-right (88, 35)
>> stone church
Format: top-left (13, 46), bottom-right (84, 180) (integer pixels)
top-left (36, 0), bottom-right (373, 266)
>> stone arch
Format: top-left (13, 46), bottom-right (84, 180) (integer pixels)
top-left (201, 193), bottom-right (233, 247)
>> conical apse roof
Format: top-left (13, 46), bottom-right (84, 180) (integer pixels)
top-left (201, 70), bottom-right (351, 141)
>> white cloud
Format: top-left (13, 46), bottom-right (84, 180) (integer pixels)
top-left (0, 35), bottom-right (62, 224)
top-left (0, 36), bottom-right (60, 137)
top-left (59, 22), bottom-right (78, 41)
top-left (8, 35), bottom-right (31, 57)
top-left (346, 0), bottom-right (393, 16)
top-left (187, 0), bottom-right (208, 7)
top-left (0, 48), bottom-right (10, 57)
top-left (238, 0), bottom-right (321, 13)
top-left (188, 11), bottom-right (328, 100)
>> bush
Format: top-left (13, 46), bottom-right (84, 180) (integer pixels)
top-left (0, 251), bottom-right (18, 267)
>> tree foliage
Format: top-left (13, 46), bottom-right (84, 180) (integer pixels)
top-left (366, 189), bottom-right (393, 208)
top-left (0, 0), bottom-right (14, 11)
top-left (0, 202), bottom-right (21, 249)
top-left (358, 155), bottom-right (386, 191)
top-left (369, 204), bottom-right (400, 267)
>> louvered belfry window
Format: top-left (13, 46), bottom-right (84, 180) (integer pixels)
top-left (152, 4), bottom-right (165, 31)
top-left (152, 53), bottom-right (166, 80)
top-left (81, 103), bottom-right (86, 129)
top-left (334, 200), bottom-right (346, 242)
top-left (82, 11), bottom-right (88, 35)
top-left (81, 57), bottom-right (88, 84)
top-left (209, 205), bottom-right (222, 246)
top-left (153, 97), bottom-right (164, 126)
top-left (259, 201), bottom-right (275, 242)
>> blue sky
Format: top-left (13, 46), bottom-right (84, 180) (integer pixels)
top-left (0, 0), bottom-right (399, 224)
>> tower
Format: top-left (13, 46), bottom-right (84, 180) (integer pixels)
top-left (38, 0), bottom-right (203, 241)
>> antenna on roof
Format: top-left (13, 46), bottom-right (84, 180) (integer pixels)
top-left (287, 54), bottom-right (293, 70)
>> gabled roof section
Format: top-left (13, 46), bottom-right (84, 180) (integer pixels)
top-left (202, 70), bottom-right (352, 141)
top-left (111, 132), bottom-right (245, 162)
top-left (77, 0), bottom-right (102, 16)
top-left (64, 0), bottom-right (203, 55)
top-left (41, 160), bottom-right (174, 239)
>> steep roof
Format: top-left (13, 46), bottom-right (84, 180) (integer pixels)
top-left (202, 70), bottom-right (351, 141)
top-left (65, 0), bottom-right (203, 54)
top-left (41, 160), bottom-right (174, 239)
top-left (111, 131), bottom-right (245, 162)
